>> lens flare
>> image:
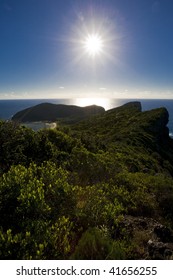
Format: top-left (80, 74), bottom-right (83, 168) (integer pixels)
top-left (84, 34), bottom-right (103, 56)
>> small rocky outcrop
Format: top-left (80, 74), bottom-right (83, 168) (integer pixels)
top-left (119, 215), bottom-right (173, 260)
top-left (148, 240), bottom-right (173, 260)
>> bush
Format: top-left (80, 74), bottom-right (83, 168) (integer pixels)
top-left (71, 227), bottom-right (125, 260)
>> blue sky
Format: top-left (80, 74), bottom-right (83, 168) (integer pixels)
top-left (0, 0), bottom-right (173, 99)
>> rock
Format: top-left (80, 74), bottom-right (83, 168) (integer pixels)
top-left (147, 240), bottom-right (173, 260)
top-left (154, 225), bottom-right (173, 242)
top-left (119, 215), bottom-right (173, 259)
top-left (164, 249), bottom-right (173, 260)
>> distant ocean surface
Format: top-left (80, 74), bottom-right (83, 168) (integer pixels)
top-left (0, 98), bottom-right (173, 136)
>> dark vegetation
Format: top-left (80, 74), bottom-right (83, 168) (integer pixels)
top-left (1, 101), bottom-right (173, 260)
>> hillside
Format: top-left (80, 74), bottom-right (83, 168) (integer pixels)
top-left (71, 101), bottom-right (173, 170)
top-left (11, 103), bottom-right (105, 122)
top-left (1, 101), bottom-right (173, 260)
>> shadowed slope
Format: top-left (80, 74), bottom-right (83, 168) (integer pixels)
top-left (12, 103), bottom-right (105, 122)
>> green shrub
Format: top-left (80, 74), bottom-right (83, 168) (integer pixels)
top-left (71, 227), bottom-right (125, 260)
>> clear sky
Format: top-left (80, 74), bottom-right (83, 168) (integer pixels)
top-left (0, 0), bottom-right (173, 100)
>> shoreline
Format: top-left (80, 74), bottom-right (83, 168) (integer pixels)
top-left (22, 121), bottom-right (57, 131)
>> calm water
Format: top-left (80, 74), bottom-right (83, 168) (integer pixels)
top-left (0, 98), bottom-right (173, 136)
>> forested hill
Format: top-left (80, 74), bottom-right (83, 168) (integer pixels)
top-left (11, 103), bottom-right (105, 122)
top-left (1, 101), bottom-right (173, 260)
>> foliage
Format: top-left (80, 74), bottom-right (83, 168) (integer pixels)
top-left (0, 161), bottom-right (75, 229)
top-left (0, 161), bottom-right (75, 259)
top-left (71, 227), bottom-right (126, 260)
top-left (0, 101), bottom-right (173, 259)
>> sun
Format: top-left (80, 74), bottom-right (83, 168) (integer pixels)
top-left (75, 97), bottom-right (111, 110)
top-left (84, 33), bottom-right (103, 57)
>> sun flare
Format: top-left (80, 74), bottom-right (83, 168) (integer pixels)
top-left (75, 97), bottom-right (111, 110)
top-left (84, 34), bottom-right (103, 56)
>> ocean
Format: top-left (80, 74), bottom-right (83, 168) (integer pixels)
top-left (0, 98), bottom-right (173, 136)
